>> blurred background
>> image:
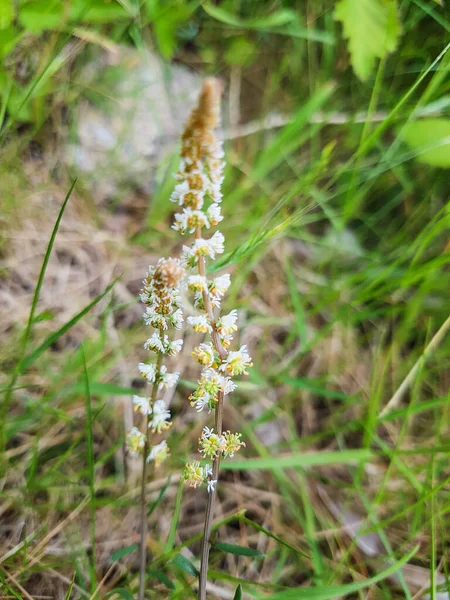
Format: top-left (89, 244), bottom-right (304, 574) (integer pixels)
top-left (1, 1), bottom-right (450, 598)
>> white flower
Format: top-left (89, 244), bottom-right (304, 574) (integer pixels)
top-left (173, 208), bottom-right (209, 234)
top-left (209, 274), bottom-right (231, 298)
top-left (172, 210), bottom-right (189, 234)
top-left (192, 394), bottom-right (211, 412)
top-left (207, 478), bottom-right (217, 494)
top-left (158, 365), bottom-right (179, 389)
top-left (219, 333), bottom-right (233, 349)
top-left (209, 182), bottom-right (223, 203)
top-left (147, 440), bottom-right (170, 466)
top-left (181, 244), bottom-right (197, 268)
top-left (167, 338), bottom-right (184, 356)
top-left (138, 362), bottom-right (157, 382)
top-left (187, 275), bottom-right (207, 292)
top-left (187, 314), bottom-right (212, 334)
top-left (206, 231), bottom-right (225, 257)
top-left (126, 427), bottom-right (145, 457)
top-left (222, 377), bottom-right (237, 395)
top-left (220, 344), bottom-right (253, 376)
top-left (133, 395), bottom-right (152, 415)
top-left (202, 425), bottom-right (213, 437)
top-left (143, 307), bottom-right (168, 330)
top-left (193, 238), bottom-right (215, 258)
top-left (171, 180), bottom-right (205, 209)
top-left (201, 368), bottom-right (236, 395)
top-left (216, 309), bottom-right (238, 336)
top-left (148, 399), bottom-right (171, 433)
top-left (168, 308), bottom-right (184, 330)
top-left (144, 332), bottom-right (167, 354)
top-left (206, 203), bottom-right (223, 227)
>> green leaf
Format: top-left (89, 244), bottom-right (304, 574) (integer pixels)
top-left (0, 180), bottom-right (75, 456)
top-left (240, 516), bottom-right (305, 555)
top-left (213, 542), bottom-right (264, 557)
top-left (64, 576), bottom-right (75, 600)
top-left (0, 27), bottom-right (23, 57)
top-left (147, 1), bottom-right (198, 58)
top-left (0, 572), bottom-right (23, 598)
top-left (0, 0), bottom-right (14, 29)
top-left (148, 476), bottom-right (171, 517)
top-left (221, 449), bottom-right (373, 471)
top-left (69, 0), bottom-right (130, 23)
top-left (400, 118), bottom-right (450, 167)
top-left (18, 0), bottom-right (64, 33)
top-left (71, 382), bottom-right (137, 397)
top-left (265, 546), bottom-right (418, 598)
top-left (105, 589), bottom-right (134, 600)
top-left (148, 569), bottom-right (175, 590)
top-left (202, 3), bottom-right (296, 30)
top-left (335, 0), bottom-right (401, 81)
top-left (225, 37), bottom-right (257, 67)
top-left (111, 544), bottom-right (138, 561)
top-left (171, 554), bottom-right (199, 577)
top-left (233, 585), bottom-right (243, 600)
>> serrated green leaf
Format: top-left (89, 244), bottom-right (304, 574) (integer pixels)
top-left (171, 554), bottom-right (199, 577)
top-left (213, 542), bottom-right (264, 557)
top-left (335, 0), bottom-right (401, 81)
top-left (400, 118), bottom-right (450, 167)
top-left (233, 585), bottom-right (243, 600)
top-left (111, 544), bottom-right (138, 561)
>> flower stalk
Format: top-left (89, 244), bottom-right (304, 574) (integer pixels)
top-left (126, 258), bottom-right (184, 599)
top-left (171, 79), bottom-right (252, 600)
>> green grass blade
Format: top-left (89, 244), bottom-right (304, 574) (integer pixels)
top-left (83, 346), bottom-right (97, 593)
top-left (265, 546), bottom-right (418, 598)
top-left (20, 277), bottom-right (120, 372)
top-left (221, 449), bottom-right (373, 471)
top-left (212, 542), bottom-right (264, 557)
top-left (165, 476), bottom-right (184, 552)
top-left (0, 179), bottom-right (76, 463)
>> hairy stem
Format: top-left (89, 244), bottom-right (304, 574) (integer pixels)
top-left (138, 342), bottom-right (164, 600)
top-left (196, 227), bottom-right (227, 600)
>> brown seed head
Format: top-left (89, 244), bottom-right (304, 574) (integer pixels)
top-left (153, 258), bottom-right (185, 290)
top-left (181, 78), bottom-right (223, 163)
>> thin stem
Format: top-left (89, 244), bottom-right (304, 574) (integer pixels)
top-left (198, 391), bottom-right (224, 600)
top-left (196, 227), bottom-right (227, 600)
top-left (138, 342), bottom-right (164, 600)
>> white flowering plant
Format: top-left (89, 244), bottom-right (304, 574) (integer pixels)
top-left (171, 79), bottom-right (252, 600)
top-left (126, 256), bottom-right (185, 600)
